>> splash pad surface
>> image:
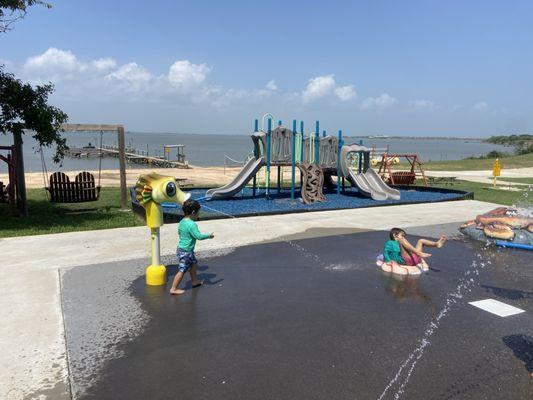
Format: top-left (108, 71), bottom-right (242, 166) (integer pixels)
top-left (61, 227), bottom-right (533, 400)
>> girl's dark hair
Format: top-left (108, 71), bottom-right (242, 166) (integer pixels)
top-left (389, 227), bottom-right (406, 240)
top-left (182, 199), bottom-right (201, 216)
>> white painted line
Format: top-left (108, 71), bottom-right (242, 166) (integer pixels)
top-left (469, 299), bottom-right (525, 317)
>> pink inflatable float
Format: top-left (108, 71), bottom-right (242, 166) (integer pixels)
top-left (376, 254), bottom-right (428, 276)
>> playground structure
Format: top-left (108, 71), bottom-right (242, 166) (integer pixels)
top-left (205, 115), bottom-right (400, 203)
top-left (135, 172), bottom-right (191, 285)
top-left (377, 153), bottom-right (428, 186)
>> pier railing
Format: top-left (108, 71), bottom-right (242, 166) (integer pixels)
top-left (67, 144), bottom-right (189, 168)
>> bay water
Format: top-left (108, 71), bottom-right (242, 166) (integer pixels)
top-left (0, 131), bottom-right (515, 173)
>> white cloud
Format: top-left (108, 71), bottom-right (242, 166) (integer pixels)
top-left (334, 85), bottom-right (357, 101)
top-left (105, 62), bottom-right (153, 91)
top-left (24, 47), bottom-right (86, 73)
top-left (92, 58), bottom-right (117, 71)
top-left (409, 99), bottom-right (435, 110)
top-left (361, 93), bottom-right (398, 110)
top-left (15, 48), bottom-right (380, 114)
top-left (168, 60), bottom-right (211, 91)
top-left (302, 74), bottom-right (336, 103)
top-left (473, 101), bottom-right (488, 111)
top-left (266, 79), bottom-right (278, 91)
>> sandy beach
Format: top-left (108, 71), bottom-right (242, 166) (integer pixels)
top-left (0, 166), bottom-right (246, 189)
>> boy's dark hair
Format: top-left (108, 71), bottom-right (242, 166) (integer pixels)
top-left (389, 227), bottom-right (406, 240)
top-left (182, 199), bottom-right (201, 216)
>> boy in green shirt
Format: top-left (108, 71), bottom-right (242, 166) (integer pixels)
top-left (169, 199), bottom-right (214, 295)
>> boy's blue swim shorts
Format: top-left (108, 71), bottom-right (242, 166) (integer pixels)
top-left (177, 249), bottom-right (197, 273)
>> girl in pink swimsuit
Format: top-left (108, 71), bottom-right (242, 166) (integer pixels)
top-left (390, 228), bottom-right (447, 271)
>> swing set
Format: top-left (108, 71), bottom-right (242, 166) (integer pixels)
top-left (377, 153), bottom-right (428, 186)
top-left (41, 124), bottom-right (129, 207)
top-left (40, 131), bottom-right (103, 203)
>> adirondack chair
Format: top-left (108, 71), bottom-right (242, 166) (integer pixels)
top-left (47, 171), bottom-right (101, 203)
top-left (0, 181), bottom-right (7, 203)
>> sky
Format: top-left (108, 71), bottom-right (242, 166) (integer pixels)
top-left (1, 0), bottom-right (532, 136)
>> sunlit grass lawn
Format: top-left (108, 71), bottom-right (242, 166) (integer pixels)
top-left (420, 179), bottom-right (530, 206)
top-left (0, 187), bottom-right (143, 238)
top-left (423, 152), bottom-right (533, 171)
top-left (495, 177), bottom-right (533, 185)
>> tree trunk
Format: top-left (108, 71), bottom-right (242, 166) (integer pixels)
top-left (13, 129), bottom-right (28, 217)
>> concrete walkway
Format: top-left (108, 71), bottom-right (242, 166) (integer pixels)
top-left (0, 200), bottom-right (500, 399)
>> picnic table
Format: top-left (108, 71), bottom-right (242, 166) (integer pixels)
top-left (428, 176), bottom-right (458, 186)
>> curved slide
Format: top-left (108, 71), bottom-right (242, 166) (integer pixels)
top-left (340, 145), bottom-right (400, 201)
top-left (205, 156), bottom-right (265, 200)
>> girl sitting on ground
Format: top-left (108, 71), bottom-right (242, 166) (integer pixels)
top-left (383, 228), bottom-right (446, 273)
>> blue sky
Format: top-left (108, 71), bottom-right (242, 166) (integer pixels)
top-left (2, 0), bottom-right (532, 136)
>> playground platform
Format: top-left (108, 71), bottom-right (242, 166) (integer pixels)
top-left (132, 186), bottom-right (472, 221)
top-left (1, 200), bottom-right (532, 400)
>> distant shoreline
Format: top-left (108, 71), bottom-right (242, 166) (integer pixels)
top-left (122, 131), bottom-right (490, 141)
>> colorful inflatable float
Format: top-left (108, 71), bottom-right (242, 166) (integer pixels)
top-left (460, 207), bottom-right (533, 250)
top-left (375, 254), bottom-right (428, 276)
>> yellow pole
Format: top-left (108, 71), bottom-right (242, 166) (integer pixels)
top-left (146, 227), bottom-right (166, 285)
top-left (492, 158), bottom-right (501, 189)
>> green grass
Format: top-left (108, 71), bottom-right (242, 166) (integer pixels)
top-left (422, 179), bottom-right (531, 206)
top-left (495, 177), bottom-right (533, 185)
top-left (0, 187), bottom-right (143, 238)
top-left (422, 152), bottom-right (533, 171)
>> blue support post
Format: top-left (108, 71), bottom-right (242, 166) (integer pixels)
top-left (337, 130), bottom-right (342, 195)
top-left (315, 121), bottom-right (320, 165)
top-left (278, 120), bottom-right (282, 127)
top-left (266, 118), bottom-right (272, 198)
top-left (323, 130), bottom-right (326, 137)
top-left (291, 119), bottom-right (296, 200)
top-left (300, 121), bottom-right (304, 162)
top-left (253, 118), bottom-right (259, 196)
top-left (358, 139), bottom-right (364, 173)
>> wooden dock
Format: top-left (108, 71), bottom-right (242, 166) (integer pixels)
top-left (67, 144), bottom-right (189, 168)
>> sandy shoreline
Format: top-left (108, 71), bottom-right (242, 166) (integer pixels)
top-left (0, 166), bottom-right (243, 189)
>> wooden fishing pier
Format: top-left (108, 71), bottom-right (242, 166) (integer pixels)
top-left (67, 144), bottom-right (189, 168)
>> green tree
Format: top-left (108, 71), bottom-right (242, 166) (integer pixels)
top-left (0, 67), bottom-right (68, 162)
top-left (1, 0), bottom-right (50, 32)
top-left (1, 0), bottom-right (68, 161)
top-left (1, 0), bottom-right (67, 217)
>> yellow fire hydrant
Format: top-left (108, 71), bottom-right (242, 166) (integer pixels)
top-left (135, 172), bottom-right (190, 285)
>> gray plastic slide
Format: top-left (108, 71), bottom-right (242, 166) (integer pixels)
top-left (205, 156), bottom-right (265, 200)
top-left (340, 144), bottom-right (401, 201)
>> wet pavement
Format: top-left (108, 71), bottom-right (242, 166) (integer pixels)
top-left (62, 229), bottom-right (533, 400)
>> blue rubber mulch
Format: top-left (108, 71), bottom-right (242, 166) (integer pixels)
top-left (157, 187), bottom-right (469, 219)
